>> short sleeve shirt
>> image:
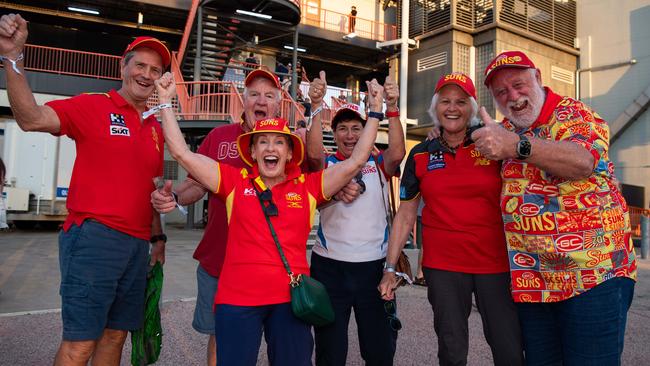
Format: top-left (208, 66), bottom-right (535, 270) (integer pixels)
top-left (313, 151), bottom-right (393, 262)
top-left (46, 90), bottom-right (164, 240)
top-left (500, 87), bottom-right (637, 303)
top-left (400, 138), bottom-right (509, 273)
top-left (214, 163), bottom-right (327, 306)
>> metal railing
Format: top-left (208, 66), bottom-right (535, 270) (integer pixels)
top-left (300, 1), bottom-right (398, 41)
top-left (7, 44), bottom-right (121, 80)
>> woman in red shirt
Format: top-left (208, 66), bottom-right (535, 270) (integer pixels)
top-left (378, 73), bottom-right (524, 366)
top-left (155, 72), bottom-right (384, 365)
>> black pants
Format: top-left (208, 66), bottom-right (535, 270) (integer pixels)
top-left (311, 253), bottom-right (397, 366)
top-left (423, 268), bottom-right (524, 366)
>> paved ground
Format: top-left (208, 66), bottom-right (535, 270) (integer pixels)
top-left (0, 227), bottom-right (649, 365)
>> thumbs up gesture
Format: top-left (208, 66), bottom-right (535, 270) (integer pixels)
top-left (309, 70), bottom-right (327, 106)
top-left (470, 107), bottom-right (519, 161)
top-left (151, 180), bottom-right (176, 213)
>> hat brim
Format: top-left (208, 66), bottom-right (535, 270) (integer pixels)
top-left (245, 69), bottom-right (281, 89)
top-left (484, 64), bottom-right (534, 86)
top-left (237, 130), bottom-right (304, 168)
top-left (435, 80), bottom-right (476, 99)
top-left (125, 38), bottom-right (171, 68)
top-left (332, 108), bottom-right (365, 130)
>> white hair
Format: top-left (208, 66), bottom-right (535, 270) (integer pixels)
top-left (427, 93), bottom-right (481, 128)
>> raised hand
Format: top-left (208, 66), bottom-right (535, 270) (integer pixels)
top-left (365, 79), bottom-right (384, 113)
top-left (0, 14), bottom-right (28, 59)
top-left (154, 72), bottom-right (176, 103)
top-left (471, 107), bottom-right (519, 160)
top-left (308, 70), bottom-right (327, 106)
top-left (383, 76), bottom-right (399, 110)
top-left (151, 180), bottom-right (176, 214)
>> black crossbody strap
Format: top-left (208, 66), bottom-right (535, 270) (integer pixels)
top-left (252, 182), bottom-right (297, 285)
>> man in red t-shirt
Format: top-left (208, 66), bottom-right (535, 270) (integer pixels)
top-left (151, 68), bottom-right (283, 366)
top-left (0, 14), bottom-right (170, 365)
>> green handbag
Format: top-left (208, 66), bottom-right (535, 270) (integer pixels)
top-left (256, 186), bottom-right (335, 327)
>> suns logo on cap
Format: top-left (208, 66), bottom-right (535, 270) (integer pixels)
top-left (488, 55), bottom-right (524, 74)
top-left (444, 73), bottom-right (467, 83)
top-left (259, 119), bottom-right (280, 127)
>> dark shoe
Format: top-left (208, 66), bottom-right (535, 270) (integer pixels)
top-left (413, 277), bottom-right (426, 286)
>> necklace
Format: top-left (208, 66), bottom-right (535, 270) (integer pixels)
top-left (439, 134), bottom-right (466, 154)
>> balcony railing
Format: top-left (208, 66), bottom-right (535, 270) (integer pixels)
top-left (300, 1), bottom-right (397, 41)
top-left (6, 44), bottom-right (121, 80)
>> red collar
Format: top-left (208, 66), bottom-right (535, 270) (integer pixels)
top-left (249, 162), bottom-right (302, 190)
top-left (528, 87), bottom-right (562, 130)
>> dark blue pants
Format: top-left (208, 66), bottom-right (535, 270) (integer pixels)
top-left (517, 277), bottom-right (635, 366)
top-left (214, 302), bottom-right (313, 366)
top-left (311, 253), bottom-right (397, 366)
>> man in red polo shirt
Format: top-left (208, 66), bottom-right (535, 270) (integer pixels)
top-left (472, 51), bottom-right (636, 365)
top-left (0, 13), bottom-right (169, 365)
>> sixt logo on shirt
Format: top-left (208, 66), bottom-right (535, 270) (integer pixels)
top-left (427, 151), bottom-right (445, 171)
top-left (109, 113), bottom-right (130, 136)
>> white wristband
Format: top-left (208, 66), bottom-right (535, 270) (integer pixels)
top-left (142, 103), bottom-right (173, 119)
top-left (0, 53), bottom-right (24, 75)
top-left (307, 106), bottom-right (323, 131)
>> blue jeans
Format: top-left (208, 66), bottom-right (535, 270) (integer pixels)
top-left (517, 277), bottom-right (635, 366)
top-left (214, 302), bottom-right (313, 366)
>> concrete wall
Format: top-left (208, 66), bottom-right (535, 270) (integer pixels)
top-left (577, 0), bottom-right (650, 207)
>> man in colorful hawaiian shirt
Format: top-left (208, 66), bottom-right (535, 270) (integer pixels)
top-left (472, 50), bottom-right (636, 365)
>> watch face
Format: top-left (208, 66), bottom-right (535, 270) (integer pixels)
top-left (517, 139), bottom-right (532, 159)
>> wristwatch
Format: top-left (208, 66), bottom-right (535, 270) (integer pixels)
top-left (383, 262), bottom-right (396, 273)
top-left (150, 233), bottom-right (168, 244)
top-left (516, 135), bottom-right (532, 160)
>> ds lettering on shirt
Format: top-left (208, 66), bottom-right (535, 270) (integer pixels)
top-left (217, 141), bottom-right (239, 160)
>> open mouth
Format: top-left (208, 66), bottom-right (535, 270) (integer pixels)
top-left (136, 80), bottom-right (151, 88)
top-left (254, 110), bottom-right (267, 120)
top-left (509, 99), bottom-right (529, 113)
top-left (263, 156), bottom-right (279, 170)
top-left (444, 114), bottom-right (461, 120)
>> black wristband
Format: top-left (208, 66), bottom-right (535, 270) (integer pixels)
top-left (150, 233), bottom-right (167, 243)
top-left (367, 111), bottom-right (384, 120)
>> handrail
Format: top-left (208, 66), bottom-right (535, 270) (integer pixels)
top-left (300, 1), bottom-right (397, 41)
top-left (170, 51), bottom-right (190, 114)
top-left (177, 0), bottom-right (200, 63)
top-left (9, 44), bottom-right (121, 80)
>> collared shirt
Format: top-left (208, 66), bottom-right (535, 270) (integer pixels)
top-left (400, 138), bottom-right (509, 273)
top-left (214, 163), bottom-right (326, 306)
top-left (313, 151), bottom-right (392, 262)
top-left (500, 87), bottom-right (637, 303)
top-left (46, 89), bottom-right (164, 240)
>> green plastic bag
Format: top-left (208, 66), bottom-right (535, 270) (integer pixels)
top-left (131, 262), bottom-right (163, 366)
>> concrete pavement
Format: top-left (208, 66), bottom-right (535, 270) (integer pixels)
top-left (0, 227), bottom-right (648, 365)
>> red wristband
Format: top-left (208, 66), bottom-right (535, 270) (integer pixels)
top-left (385, 109), bottom-right (400, 118)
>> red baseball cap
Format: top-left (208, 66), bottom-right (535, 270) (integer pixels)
top-left (245, 69), bottom-right (282, 89)
top-left (237, 117), bottom-right (304, 167)
top-left (123, 36), bottom-right (171, 68)
top-left (332, 103), bottom-right (365, 130)
top-left (434, 72), bottom-right (477, 99)
top-left (483, 51), bottom-right (537, 86)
